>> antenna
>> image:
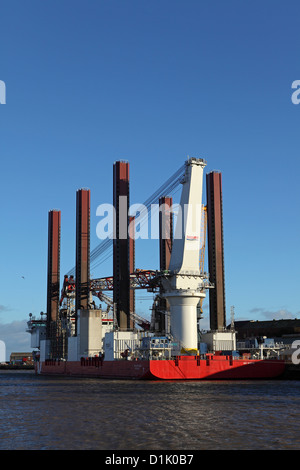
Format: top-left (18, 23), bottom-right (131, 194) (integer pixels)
top-left (230, 306), bottom-right (235, 331)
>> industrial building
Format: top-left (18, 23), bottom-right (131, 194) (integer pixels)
top-left (232, 319), bottom-right (300, 342)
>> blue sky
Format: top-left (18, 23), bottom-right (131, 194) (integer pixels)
top-left (1, 0), bottom-right (300, 359)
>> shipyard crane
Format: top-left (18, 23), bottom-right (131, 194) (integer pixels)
top-left (92, 288), bottom-right (151, 330)
top-left (59, 270), bottom-right (158, 305)
top-left (58, 160), bottom-right (210, 347)
top-left (160, 158), bottom-right (208, 354)
top-left (93, 291), bottom-right (114, 313)
top-left (59, 270), bottom-right (156, 331)
top-left (90, 270), bottom-right (158, 292)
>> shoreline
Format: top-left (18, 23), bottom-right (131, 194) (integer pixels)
top-left (0, 364), bottom-right (34, 371)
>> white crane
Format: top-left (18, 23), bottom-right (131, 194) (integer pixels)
top-left (161, 158), bottom-right (208, 354)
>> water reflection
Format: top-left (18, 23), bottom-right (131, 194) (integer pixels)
top-left (0, 371), bottom-right (299, 450)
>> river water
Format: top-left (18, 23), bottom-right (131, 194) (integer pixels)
top-left (0, 370), bottom-right (299, 451)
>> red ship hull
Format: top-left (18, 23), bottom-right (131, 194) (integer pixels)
top-left (36, 355), bottom-right (286, 380)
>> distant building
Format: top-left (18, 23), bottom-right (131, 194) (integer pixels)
top-left (10, 352), bottom-right (33, 365)
top-left (231, 319), bottom-right (300, 341)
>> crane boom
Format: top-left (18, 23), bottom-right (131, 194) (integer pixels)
top-left (162, 158), bottom-right (208, 353)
